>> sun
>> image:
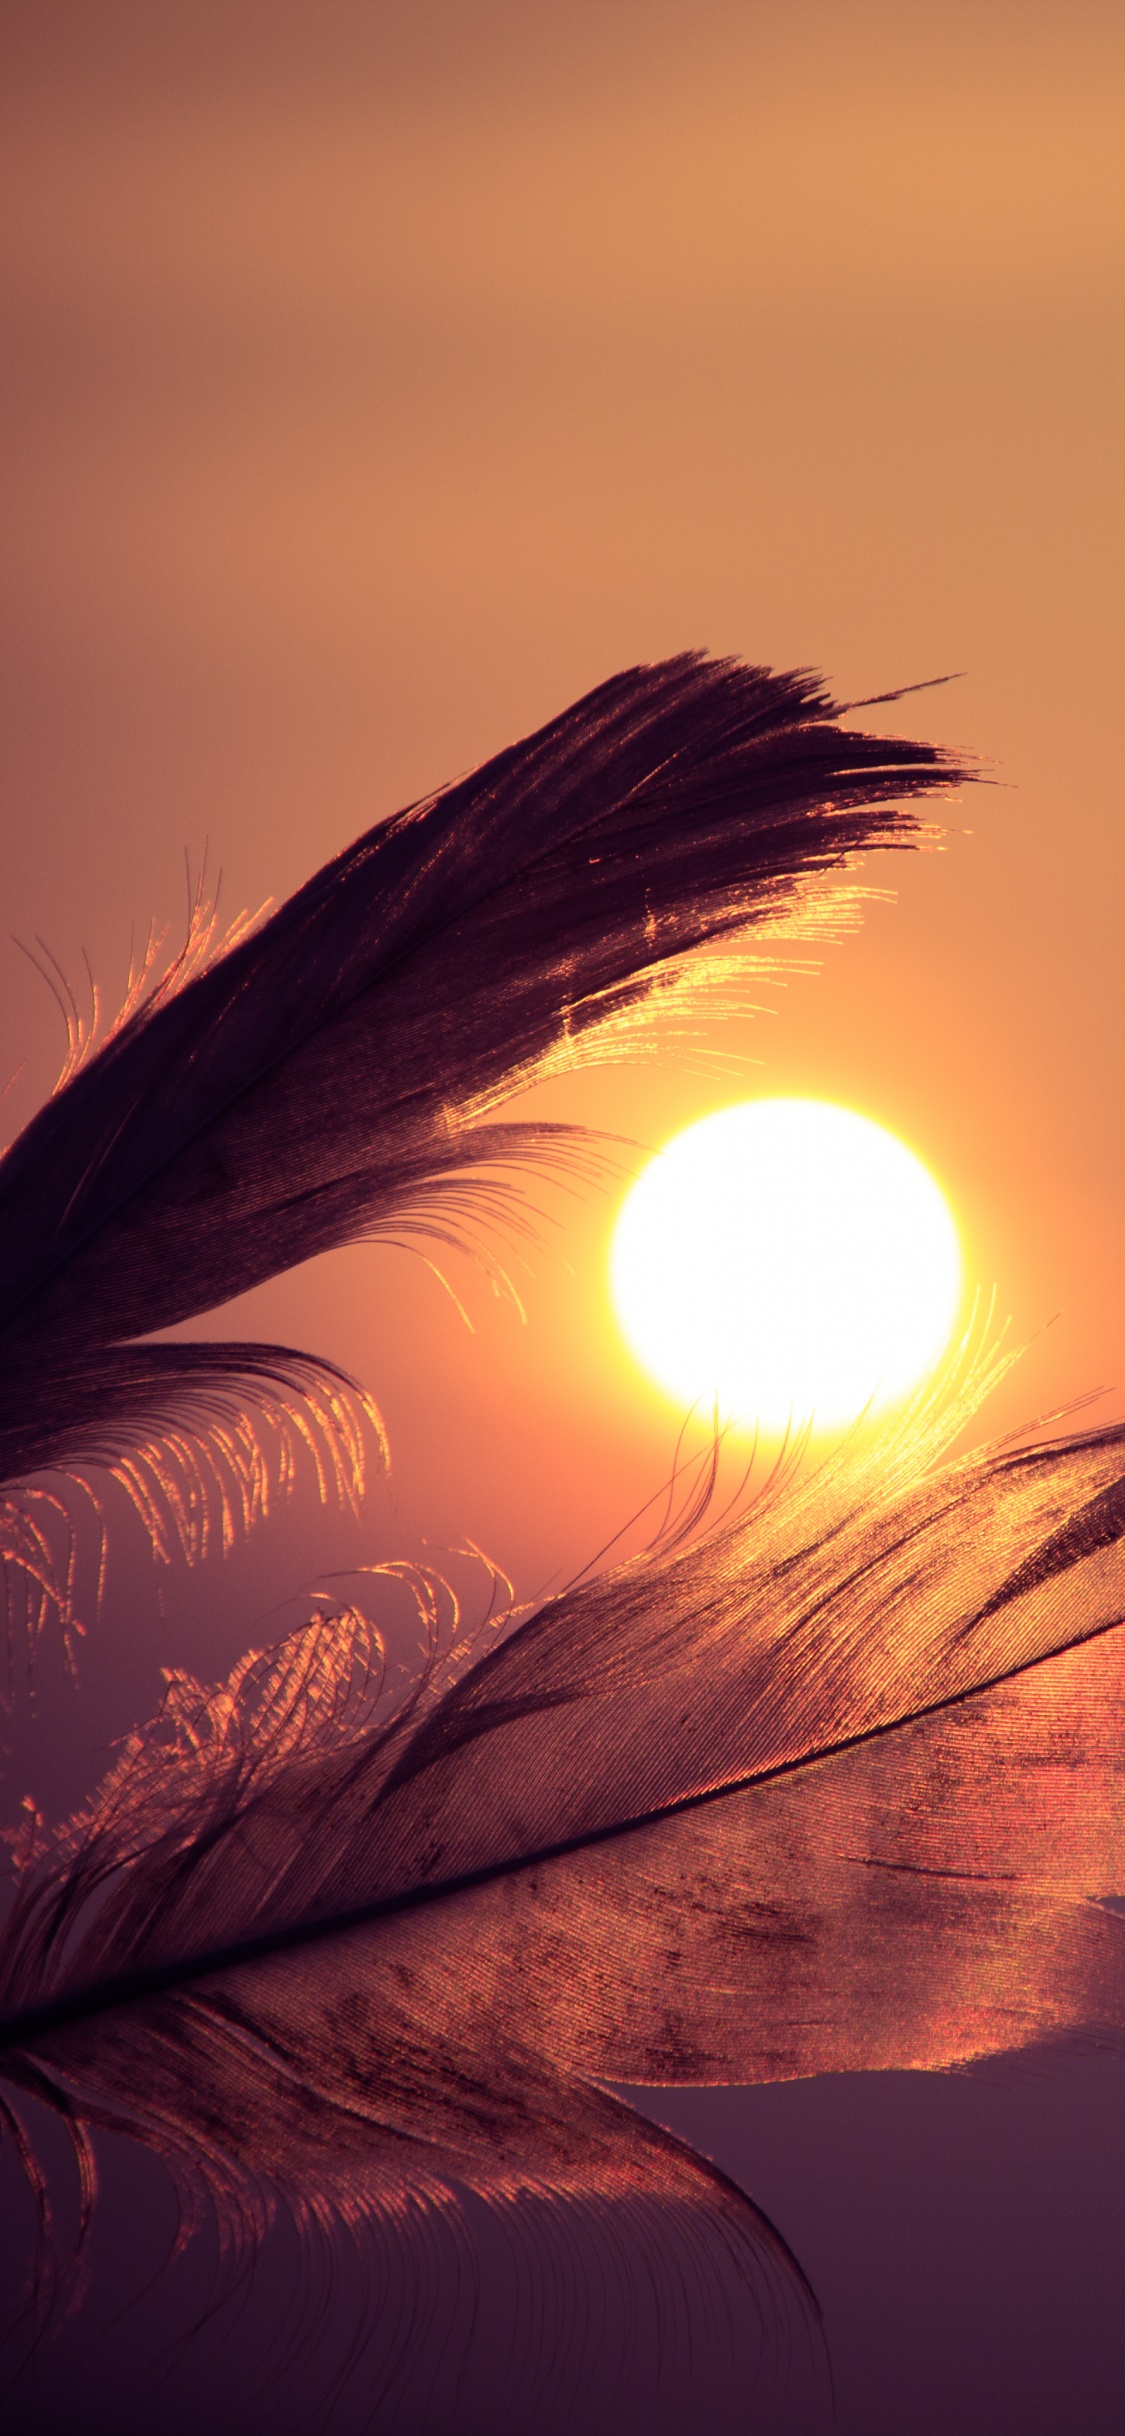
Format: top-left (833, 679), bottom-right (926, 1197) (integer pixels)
top-left (610, 1098), bottom-right (962, 1436)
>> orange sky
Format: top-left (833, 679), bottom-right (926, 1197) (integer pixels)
top-left (2, 0), bottom-right (1123, 1610)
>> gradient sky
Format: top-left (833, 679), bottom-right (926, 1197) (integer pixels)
top-left (2, 4), bottom-right (1124, 2428)
top-left (3, 0), bottom-right (1123, 1595)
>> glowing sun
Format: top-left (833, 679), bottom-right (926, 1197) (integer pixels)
top-left (610, 1098), bottom-right (962, 1435)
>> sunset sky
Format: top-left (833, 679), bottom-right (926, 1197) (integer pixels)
top-left (3, 2), bottom-right (1123, 1592)
top-left (2, 4), bottom-right (1123, 2428)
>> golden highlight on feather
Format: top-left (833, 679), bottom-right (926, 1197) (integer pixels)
top-left (0, 1357), bottom-right (384, 1670)
top-left (95, 1367), bottom-right (383, 1567)
top-left (0, 1485), bottom-right (84, 1693)
top-left (524, 863), bottom-right (932, 1098)
top-left (20, 863), bottom-right (270, 1102)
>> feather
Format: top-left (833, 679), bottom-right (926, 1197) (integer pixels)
top-left (0, 1340), bottom-right (383, 1658)
top-left (0, 655), bottom-right (960, 1493)
top-left (5, 1395), bottom-right (1125, 2363)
